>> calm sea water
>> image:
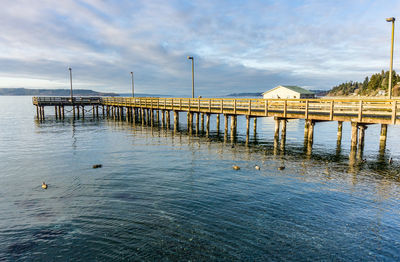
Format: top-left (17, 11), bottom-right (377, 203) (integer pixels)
top-left (1, 96), bottom-right (400, 261)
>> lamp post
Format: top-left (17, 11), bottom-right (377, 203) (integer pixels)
top-left (130, 72), bottom-right (134, 97)
top-left (69, 67), bottom-right (73, 103)
top-left (187, 56), bottom-right (194, 98)
top-left (386, 17), bottom-right (395, 99)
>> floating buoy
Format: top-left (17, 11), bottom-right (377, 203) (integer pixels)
top-left (233, 165), bottom-right (240, 170)
top-left (42, 182), bottom-right (48, 189)
top-left (255, 165), bottom-right (260, 170)
top-left (93, 164), bottom-right (102, 169)
top-left (278, 166), bottom-right (285, 170)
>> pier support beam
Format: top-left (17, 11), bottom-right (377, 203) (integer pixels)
top-left (216, 114), bottom-right (220, 134)
top-left (206, 113), bottom-right (210, 136)
top-left (224, 114), bottom-right (229, 141)
top-left (357, 125), bottom-right (367, 159)
top-left (350, 122), bottom-right (358, 153)
top-left (280, 119), bottom-right (287, 151)
top-left (196, 113), bottom-right (200, 134)
top-left (82, 106), bottom-right (85, 119)
top-left (166, 110), bottom-right (170, 129)
top-left (201, 113), bottom-right (205, 132)
top-left (307, 120), bottom-right (315, 146)
top-left (246, 115), bottom-right (250, 143)
top-left (379, 124), bottom-right (388, 152)
top-left (337, 121), bottom-right (343, 146)
top-left (230, 115), bottom-right (237, 142)
top-left (253, 118), bottom-right (257, 137)
top-left (55, 106), bottom-right (58, 119)
top-left (62, 106), bottom-right (65, 119)
top-left (174, 111), bottom-right (179, 132)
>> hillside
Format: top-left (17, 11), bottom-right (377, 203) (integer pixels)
top-left (328, 70), bottom-right (400, 97)
top-left (0, 88), bottom-right (118, 96)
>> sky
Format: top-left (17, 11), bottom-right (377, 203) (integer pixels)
top-left (0, 0), bottom-right (399, 96)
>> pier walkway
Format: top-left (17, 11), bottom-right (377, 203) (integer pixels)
top-left (33, 96), bottom-right (399, 160)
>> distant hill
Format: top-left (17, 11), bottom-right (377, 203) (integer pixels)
top-left (327, 70), bottom-right (400, 97)
top-left (227, 92), bottom-right (263, 97)
top-left (0, 88), bottom-right (118, 96)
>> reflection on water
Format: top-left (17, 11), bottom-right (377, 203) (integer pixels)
top-left (1, 97), bottom-right (400, 261)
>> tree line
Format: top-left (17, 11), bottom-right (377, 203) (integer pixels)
top-left (328, 70), bottom-right (400, 97)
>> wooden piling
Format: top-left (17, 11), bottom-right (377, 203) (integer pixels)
top-left (174, 111), bottom-right (179, 132)
top-left (350, 122), bottom-right (358, 152)
top-left (82, 106), bottom-right (85, 119)
top-left (161, 110), bottom-right (165, 127)
top-left (357, 125), bottom-right (366, 158)
top-left (216, 114), bottom-right (220, 134)
top-left (58, 106), bottom-right (62, 119)
top-left (246, 115), bottom-right (250, 138)
top-left (230, 115), bottom-right (236, 141)
top-left (201, 113), bottom-right (205, 132)
top-left (337, 121), bottom-right (343, 144)
top-left (281, 119), bottom-right (287, 151)
top-left (36, 106), bottom-right (39, 120)
top-left (96, 106), bottom-right (99, 118)
top-left (77, 106), bottom-right (80, 119)
top-left (55, 106), bottom-right (58, 119)
top-left (307, 120), bottom-right (314, 145)
top-left (253, 118), bottom-right (257, 136)
top-left (196, 113), bottom-right (200, 134)
top-left (274, 118), bottom-right (280, 141)
top-left (62, 106), bottom-right (65, 119)
top-left (206, 113), bottom-right (210, 136)
top-left (166, 110), bottom-right (170, 128)
top-left (92, 105), bottom-right (95, 118)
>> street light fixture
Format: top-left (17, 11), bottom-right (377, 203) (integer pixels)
top-left (130, 72), bottom-right (134, 97)
top-left (386, 17), bottom-right (395, 99)
top-left (69, 67), bottom-right (73, 103)
top-left (187, 56), bottom-right (194, 98)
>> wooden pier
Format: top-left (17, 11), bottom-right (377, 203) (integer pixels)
top-left (33, 96), bottom-right (399, 160)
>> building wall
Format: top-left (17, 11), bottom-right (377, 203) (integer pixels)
top-left (263, 87), bottom-right (300, 99)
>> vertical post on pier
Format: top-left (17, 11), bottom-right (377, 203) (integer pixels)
top-left (246, 115), bottom-right (250, 143)
top-left (96, 106), bottom-right (99, 118)
top-left (92, 105), bottom-right (95, 118)
top-left (350, 122), bottom-right (358, 153)
top-left (280, 119), bottom-right (287, 151)
top-left (166, 110), bottom-right (170, 129)
top-left (58, 106), bottom-right (61, 119)
top-left (274, 118), bottom-right (280, 141)
top-left (224, 114), bottom-right (229, 142)
top-left (76, 105), bottom-right (80, 119)
top-left (62, 106), bottom-right (65, 119)
top-left (307, 120), bottom-right (314, 145)
top-left (253, 118), bottom-right (257, 136)
top-left (357, 125), bottom-right (366, 159)
top-left (337, 121), bottom-right (343, 145)
top-left (156, 110), bottom-right (159, 124)
top-left (189, 112), bottom-right (193, 134)
top-left (206, 113), bottom-right (210, 136)
top-left (230, 115), bottom-right (236, 142)
top-left (201, 113), bottom-right (205, 132)
top-left (102, 106), bottom-right (105, 118)
top-left (141, 108), bottom-right (145, 125)
top-left (174, 111), bottom-right (179, 132)
top-left (161, 110), bottom-right (165, 127)
top-left (72, 106), bottom-right (75, 119)
top-left (216, 114), bottom-right (220, 134)
top-left (36, 106), bottom-right (39, 120)
top-left (82, 106), bottom-right (85, 119)
top-left (55, 106), bottom-right (58, 119)
top-left (303, 120), bottom-right (309, 143)
top-left (196, 113), bottom-right (200, 134)
top-left (379, 124), bottom-right (388, 152)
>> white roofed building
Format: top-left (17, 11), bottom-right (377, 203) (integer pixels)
top-left (262, 85), bottom-right (315, 99)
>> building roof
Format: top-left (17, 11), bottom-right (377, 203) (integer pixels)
top-left (262, 85), bottom-right (314, 95)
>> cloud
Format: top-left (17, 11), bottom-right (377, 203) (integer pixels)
top-left (0, 0), bottom-right (399, 95)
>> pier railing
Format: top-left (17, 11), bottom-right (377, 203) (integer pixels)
top-left (102, 97), bottom-right (399, 125)
top-left (32, 96), bottom-right (102, 106)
